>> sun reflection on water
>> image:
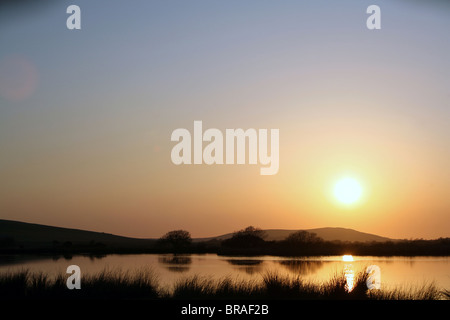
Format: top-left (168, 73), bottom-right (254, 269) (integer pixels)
top-left (344, 264), bottom-right (355, 292)
top-left (342, 255), bottom-right (355, 291)
top-left (342, 255), bottom-right (354, 262)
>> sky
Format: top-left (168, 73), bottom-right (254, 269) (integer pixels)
top-left (1, 0), bottom-right (449, 239)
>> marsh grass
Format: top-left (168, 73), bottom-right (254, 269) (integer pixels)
top-left (442, 289), bottom-right (450, 299)
top-left (0, 267), bottom-right (160, 299)
top-left (171, 275), bottom-right (262, 299)
top-left (78, 267), bottom-right (160, 299)
top-left (367, 281), bottom-right (442, 300)
top-left (0, 268), bottom-right (446, 300)
top-left (0, 269), bottom-right (29, 298)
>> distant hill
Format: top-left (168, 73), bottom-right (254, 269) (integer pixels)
top-left (194, 227), bottom-right (392, 243)
top-left (0, 219), bottom-right (392, 251)
top-left (0, 219), bottom-right (155, 249)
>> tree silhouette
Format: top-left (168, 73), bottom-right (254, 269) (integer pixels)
top-left (285, 231), bottom-right (322, 244)
top-left (222, 226), bottom-right (266, 248)
top-left (236, 226), bottom-right (266, 239)
top-left (159, 230), bottom-right (192, 250)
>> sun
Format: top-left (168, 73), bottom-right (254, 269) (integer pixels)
top-left (333, 177), bottom-right (363, 205)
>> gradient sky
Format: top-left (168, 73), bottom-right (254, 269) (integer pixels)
top-left (1, 0), bottom-right (449, 239)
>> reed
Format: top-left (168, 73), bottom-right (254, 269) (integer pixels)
top-left (367, 281), bottom-right (443, 300)
top-left (0, 268), bottom-right (446, 300)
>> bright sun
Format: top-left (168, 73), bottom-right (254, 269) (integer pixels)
top-left (333, 177), bottom-right (363, 205)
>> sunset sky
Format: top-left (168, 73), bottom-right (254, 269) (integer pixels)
top-left (1, 0), bottom-right (449, 240)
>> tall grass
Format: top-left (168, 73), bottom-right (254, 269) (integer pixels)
top-left (442, 289), bottom-right (450, 299)
top-left (367, 281), bottom-right (442, 300)
top-left (0, 268), bottom-right (446, 300)
top-left (0, 269), bottom-right (29, 298)
top-left (171, 275), bottom-right (264, 299)
top-left (0, 267), bottom-right (159, 299)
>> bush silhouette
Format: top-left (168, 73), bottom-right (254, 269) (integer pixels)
top-left (158, 230), bottom-right (192, 251)
top-left (285, 231), bottom-right (323, 244)
top-left (222, 226), bottom-right (266, 248)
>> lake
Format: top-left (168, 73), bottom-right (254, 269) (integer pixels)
top-left (0, 254), bottom-right (449, 293)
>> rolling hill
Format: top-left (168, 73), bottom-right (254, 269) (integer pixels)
top-left (0, 219), bottom-right (155, 249)
top-left (0, 219), bottom-right (392, 251)
top-left (194, 227), bottom-right (392, 243)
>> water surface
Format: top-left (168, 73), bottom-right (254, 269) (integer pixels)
top-left (0, 254), bottom-right (448, 291)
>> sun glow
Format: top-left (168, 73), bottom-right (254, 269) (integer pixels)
top-left (334, 177), bottom-right (363, 205)
top-left (342, 255), bottom-right (354, 262)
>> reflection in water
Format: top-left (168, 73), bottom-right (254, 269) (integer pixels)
top-left (87, 254), bottom-right (107, 261)
top-left (166, 266), bottom-right (190, 273)
top-left (0, 253), bottom-right (107, 268)
top-left (344, 264), bottom-right (355, 292)
top-left (158, 254), bottom-right (192, 273)
top-left (225, 259), bottom-right (263, 275)
top-left (341, 255), bottom-right (355, 291)
top-left (49, 254), bottom-right (106, 262)
top-left (278, 260), bottom-right (324, 275)
top-left (62, 254), bottom-right (73, 261)
top-left (342, 255), bottom-right (354, 262)
top-left (0, 254), bottom-right (448, 291)
top-left (226, 259), bottom-right (263, 266)
top-left (0, 255), bottom-right (42, 266)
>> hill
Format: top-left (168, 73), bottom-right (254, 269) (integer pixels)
top-left (194, 227), bottom-right (392, 243)
top-left (0, 219), bottom-right (392, 252)
top-left (0, 219), bottom-right (155, 250)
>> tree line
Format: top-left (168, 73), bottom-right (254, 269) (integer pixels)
top-left (154, 226), bottom-right (450, 256)
top-left (1, 226), bottom-right (449, 256)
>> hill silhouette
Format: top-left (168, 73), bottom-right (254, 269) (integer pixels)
top-left (1, 219), bottom-right (449, 256)
top-left (1, 219), bottom-right (391, 251)
top-left (194, 227), bottom-right (392, 243)
top-left (0, 219), bottom-right (155, 250)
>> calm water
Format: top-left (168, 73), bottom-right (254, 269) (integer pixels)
top-left (0, 254), bottom-right (449, 291)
